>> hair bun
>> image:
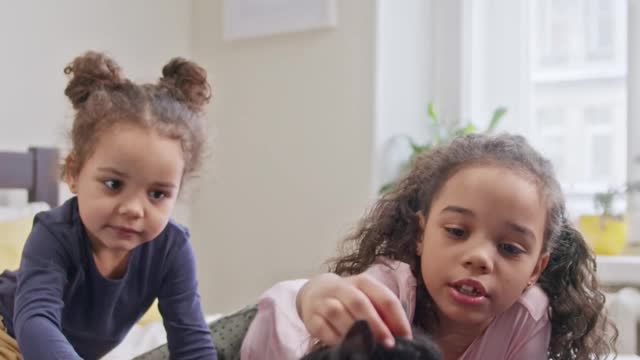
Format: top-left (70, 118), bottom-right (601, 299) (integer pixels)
top-left (160, 58), bottom-right (211, 112)
top-left (64, 51), bottom-right (125, 109)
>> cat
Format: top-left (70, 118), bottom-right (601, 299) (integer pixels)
top-left (300, 320), bottom-right (442, 360)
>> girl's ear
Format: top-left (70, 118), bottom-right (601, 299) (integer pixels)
top-left (416, 212), bottom-right (426, 256)
top-left (64, 154), bottom-right (79, 194)
top-left (528, 252), bottom-right (550, 286)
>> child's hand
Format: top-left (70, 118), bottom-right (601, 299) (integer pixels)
top-left (296, 272), bottom-right (412, 347)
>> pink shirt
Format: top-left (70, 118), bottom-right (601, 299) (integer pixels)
top-left (240, 259), bottom-right (551, 360)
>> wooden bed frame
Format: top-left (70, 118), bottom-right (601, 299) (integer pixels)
top-left (0, 147), bottom-right (60, 208)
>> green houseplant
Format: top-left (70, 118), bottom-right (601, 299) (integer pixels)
top-left (379, 103), bottom-right (507, 194)
top-left (580, 182), bottom-right (640, 255)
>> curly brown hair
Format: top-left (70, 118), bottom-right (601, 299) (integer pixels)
top-left (330, 133), bottom-right (617, 359)
top-left (61, 51), bottom-right (211, 181)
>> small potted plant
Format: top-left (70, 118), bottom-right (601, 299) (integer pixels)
top-left (379, 102), bottom-right (507, 193)
top-left (579, 183), bottom-right (640, 255)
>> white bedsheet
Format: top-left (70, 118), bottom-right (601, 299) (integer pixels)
top-left (0, 202), bottom-right (50, 220)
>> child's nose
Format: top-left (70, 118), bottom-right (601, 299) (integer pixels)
top-left (462, 242), bottom-right (494, 274)
top-left (118, 195), bottom-right (145, 218)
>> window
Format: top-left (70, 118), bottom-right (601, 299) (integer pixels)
top-left (376, 0), bottom-right (634, 218)
top-left (529, 0), bottom-right (627, 214)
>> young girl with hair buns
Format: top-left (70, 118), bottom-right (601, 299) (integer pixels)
top-left (0, 51), bottom-right (216, 360)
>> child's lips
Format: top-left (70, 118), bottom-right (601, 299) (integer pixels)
top-left (450, 278), bottom-right (488, 298)
top-left (448, 285), bottom-right (488, 306)
top-left (108, 225), bottom-right (142, 236)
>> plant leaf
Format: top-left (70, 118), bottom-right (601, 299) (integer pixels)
top-left (486, 107), bottom-right (507, 133)
top-left (427, 102), bottom-right (438, 125)
top-left (462, 122), bottom-right (478, 135)
top-left (594, 189), bottom-right (617, 216)
top-left (427, 103), bottom-right (442, 143)
top-left (405, 136), bottom-right (428, 154)
top-left (450, 122), bottom-right (477, 138)
top-left (379, 182), bottom-right (395, 194)
top-left (407, 138), bottom-right (421, 152)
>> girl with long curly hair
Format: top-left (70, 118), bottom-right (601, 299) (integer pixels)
top-left (242, 133), bottom-right (617, 360)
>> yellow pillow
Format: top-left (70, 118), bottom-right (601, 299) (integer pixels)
top-left (0, 215), bottom-right (34, 271)
top-left (138, 299), bottom-right (162, 325)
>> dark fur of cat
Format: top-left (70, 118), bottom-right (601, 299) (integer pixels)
top-left (300, 320), bottom-right (442, 360)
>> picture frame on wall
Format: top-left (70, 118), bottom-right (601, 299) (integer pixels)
top-left (223, 0), bottom-right (337, 40)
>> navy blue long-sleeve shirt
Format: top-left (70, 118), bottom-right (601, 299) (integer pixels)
top-left (0, 197), bottom-right (216, 359)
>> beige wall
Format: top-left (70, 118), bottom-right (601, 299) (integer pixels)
top-left (0, 1), bottom-right (192, 151)
top-left (191, 0), bottom-right (377, 313)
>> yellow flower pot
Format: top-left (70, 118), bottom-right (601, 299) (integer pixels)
top-left (579, 215), bottom-right (627, 255)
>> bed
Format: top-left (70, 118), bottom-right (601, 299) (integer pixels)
top-left (0, 147), bottom-right (59, 208)
top-left (0, 147), bottom-right (60, 271)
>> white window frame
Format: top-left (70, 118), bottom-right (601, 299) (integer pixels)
top-left (627, 0), bottom-right (640, 242)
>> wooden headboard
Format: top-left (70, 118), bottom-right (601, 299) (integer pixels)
top-left (0, 147), bottom-right (60, 208)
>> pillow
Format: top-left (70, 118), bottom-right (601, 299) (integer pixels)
top-left (0, 216), bottom-right (37, 271)
top-left (138, 299), bottom-right (162, 325)
top-left (0, 203), bottom-right (50, 271)
top-left (0, 202), bottom-right (50, 221)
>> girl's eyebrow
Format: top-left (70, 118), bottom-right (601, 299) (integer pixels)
top-left (440, 205), bottom-right (474, 217)
top-left (152, 181), bottom-right (177, 189)
top-left (441, 206), bottom-right (536, 243)
top-left (97, 166), bottom-right (128, 178)
top-left (507, 222), bottom-right (536, 242)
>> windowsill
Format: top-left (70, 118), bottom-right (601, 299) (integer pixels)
top-left (605, 355), bottom-right (640, 360)
top-left (531, 67), bottom-right (626, 83)
top-left (597, 255), bottom-right (640, 286)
